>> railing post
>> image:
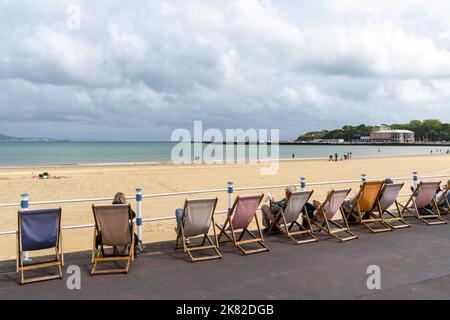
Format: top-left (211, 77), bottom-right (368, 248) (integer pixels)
top-left (300, 177), bottom-right (306, 191)
top-left (20, 193), bottom-right (32, 264)
top-left (412, 172), bottom-right (419, 189)
top-left (227, 182), bottom-right (234, 214)
top-left (361, 173), bottom-right (367, 184)
top-left (136, 187), bottom-right (143, 245)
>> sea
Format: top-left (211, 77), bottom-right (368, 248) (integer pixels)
top-left (0, 142), bottom-right (446, 167)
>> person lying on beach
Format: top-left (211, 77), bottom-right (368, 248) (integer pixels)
top-left (343, 178), bottom-right (394, 222)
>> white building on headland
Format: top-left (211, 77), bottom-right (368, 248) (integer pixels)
top-left (370, 125), bottom-right (415, 143)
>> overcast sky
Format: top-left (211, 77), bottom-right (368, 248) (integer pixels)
top-left (2, 0), bottom-right (450, 141)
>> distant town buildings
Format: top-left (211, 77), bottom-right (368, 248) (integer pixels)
top-left (370, 125), bottom-right (415, 143)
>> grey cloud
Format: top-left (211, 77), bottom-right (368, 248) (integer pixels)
top-left (1, 0), bottom-right (450, 140)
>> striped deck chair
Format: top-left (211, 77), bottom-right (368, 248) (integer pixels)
top-left (267, 191), bottom-right (318, 245)
top-left (216, 194), bottom-right (269, 255)
top-left (312, 189), bottom-right (358, 242)
top-left (91, 204), bottom-right (135, 275)
top-left (345, 181), bottom-right (392, 233)
top-left (399, 181), bottom-right (446, 225)
top-left (436, 180), bottom-right (450, 215)
top-left (174, 198), bottom-right (222, 262)
top-left (17, 208), bottom-right (63, 285)
top-left (373, 183), bottom-right (410, 229)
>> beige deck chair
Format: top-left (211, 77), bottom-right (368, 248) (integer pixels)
top-left (216, 194), bottom-right (269, 255)
top-left (174, 198), bottom-right (222, 262)
top-left (399, 181), bottom-right (446, 225)
top-left (374, 183), bottom-right (410, 229)
top-left (17, 208), bottom-right (63, 285)
top-left (437, 180), bottom-right (450, 215)
top-left (345, 181), bottom-right (392, 233)
top-left (267, 191), bottom-right (318, 245)
top-left (312, 189), bottom-right (358, 242)
top-left (91, 204), bottom-right (135, 275)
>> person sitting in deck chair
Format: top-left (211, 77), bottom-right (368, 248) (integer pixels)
top-left (261, 185), bottom-right (295, 232)
top-left (175, 206), bottom-right (191, 245)
top-left (262, 185), bottom-right (317, 232)
top-left (436, 182), bottom-right (450, 211)
top-left (343, 178), bottom-right (394, 222)
top-left (96, 192), bottom-right (141, 256)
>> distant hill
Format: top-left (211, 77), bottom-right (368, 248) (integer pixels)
top-left (0, 133), bottom-right (64, 142)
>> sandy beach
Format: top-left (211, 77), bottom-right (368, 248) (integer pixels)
top-left (1, 154), bottom-right (449, 261)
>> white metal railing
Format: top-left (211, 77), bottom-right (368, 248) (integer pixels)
top-left (1, 172), bottom-right (449, 239)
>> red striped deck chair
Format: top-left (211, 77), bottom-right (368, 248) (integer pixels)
top-left (216, 194), bottom-right (269, 255)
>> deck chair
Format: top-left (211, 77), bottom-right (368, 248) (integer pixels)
top-left (436, 180), bottom-right (450, 215)
top-left (91, 204), bottom-right (135, 275)
top-left (345, 181), bottom-right (392, 233)
top-left (267, 191), bottom-right (318, 245)
top-left (399, 181), bottom-right (446, 225)
top-left (17, 208), bottom-right (63, 285)
top-left (374, 183), bottom-right (410, 229)
top-left (312, 189), bottom-right (358, 242)
top-left (174, 198), bottom-right (222, 262)
top-left (216, 194), bottom-right (269, 255)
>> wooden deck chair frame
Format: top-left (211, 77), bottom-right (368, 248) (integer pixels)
top-left (398, 181), bottom-right (447, 225)
top-left (312, 189), bottom-right (358, 242)
top-left (216, 194), bottom-right (269, 255)
top-left (174, 198), bottom-right (222, 262)
top-left (267, 190), bottom-right (318, 245)
top-left (91, 204), bottom-right (135, 275)
top-left (16, 207), bottom-right (64, 285)
top-left (377, 183), bottom-right (410, 229)
top-left (345, 181), bottom-right (392, 233)
top-left (437, 180), bottom-right (450, 215)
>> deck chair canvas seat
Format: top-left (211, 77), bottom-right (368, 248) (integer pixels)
top-left (91, 204), bottom-right (135, 275)
top-left (345, 181), bottom-right (392, 233)
top-left (174, 198), bottom-right (222, 262)
top-left (216, 194), bottom-right (269, 255)
top-left (373, 183), bottom-right (410, 229)
top-left (267, 190), bottom-right (318, 245)
top-left (17, 208), bottom-right (63, 285)
top-left (399, 181), bottom-right (446, 225)
top-left (311, 189), bottom-right (358, 242)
